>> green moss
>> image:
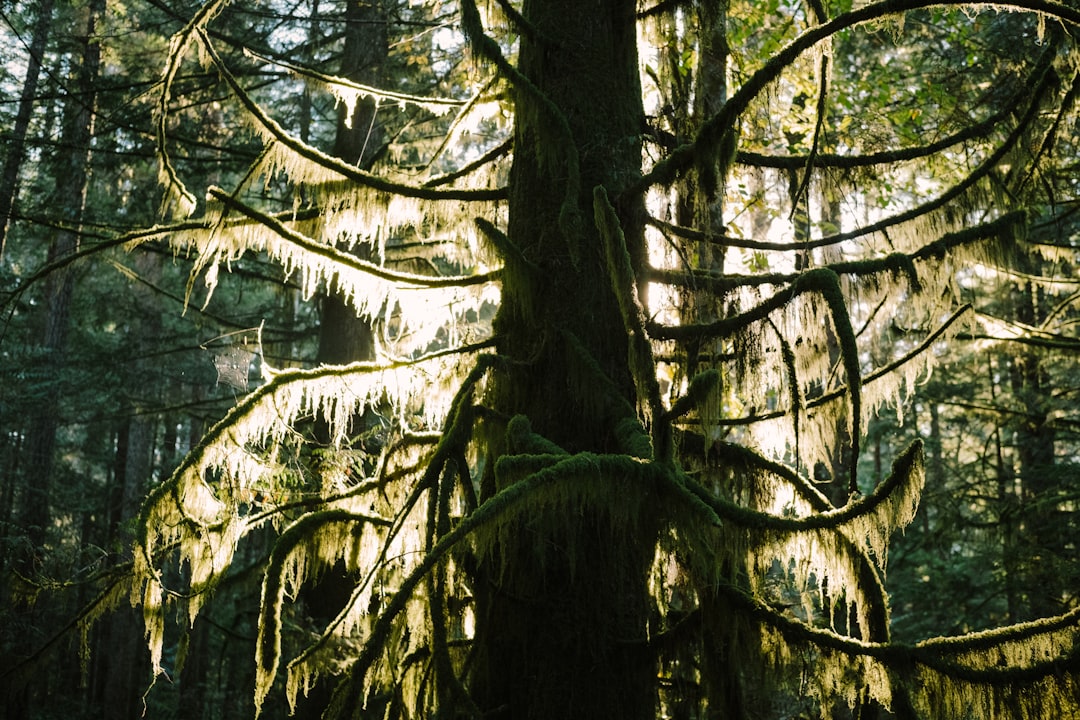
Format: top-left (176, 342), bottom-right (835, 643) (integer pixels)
top-left (664, 368), bottom-right (721, 421)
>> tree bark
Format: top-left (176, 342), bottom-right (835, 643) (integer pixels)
top-left (17, 0), bottom-right (103, 569)
top-left (470, 2), bottom-right (657, 718)
top-left (0, 0), bottom-right (54, 260)
top-left (295, 2), bottom-right (385, 717)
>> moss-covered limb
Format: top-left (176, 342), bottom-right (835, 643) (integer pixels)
top-left (676, 433), bottom-right (894, 642)
top-left (490, 0), bottom-right (554, 45)
top-left (623, 0), bottom-right (1076, 202)
top-left (1, 229), bottom-right (179, 318)
top-left (135, 344), bottom-right (494, 564)
top-left (910, 642), bottom-right (1080, 686)
top-left (658, 468), bottom-right (726, 529)
top-left (780, 303), bottom-right (974, 417)
top-left (455, 451), bottom-right (479, 514)
top-left (715, 574), bottom-right (1080, 689)
top-left (426, 518), bottom-right (481, 719)
top-left (424, 136), bottom-right (512, 188)
top-left (909, 210), bottom-right (1027, 265)
top-left (719, 583), bottom-right (1077, 711)
top-left (788, 53), bottom-right (829, 216)
top-left (704, 438), bottom-right (833, 512)
top-left (247, 48), bottom-right (466, 113)
top-left (474, 216), bottom-right (539, 278)
top-left (1022, 71), bottom-right (1080, 192)
top-left (328, 451), bottom-right (661, 716)
top-left (193, 30), bottom-right (505, 204)
top-left (281, 358), bottom-right (495, 683)
top-left (424, 456), bottom-right (456, 551)
top-left (918, 606), bottom-right (1080, 655)
top-left (0, 562), bottom-right (134, 686)
top-left (715, 576), bottom-right (901, 660)
top-left (155, 0), bottom-right (228, 216)
top-left (594, 185), bottom-right (667, 452)
top-left (808, 268), bottom-right (862, 495)
top-left (682, 439), bottom-right (922, 533)
top-left (505, 415), bottom-right (567, 455)
top-left (410, 356), bottom-right (496, 548)
top-left (648, 265), bottom-right (855, 353)
top-left (804, 44), bottom-right (1055, 246)
top-left (255, 510), bottom-right (386, 713)
top-left (647, 278), bottom-right (795, 342)
top-left (614, 416), bottom-right (654, 460)
top-left (458, 0), bottom-right (582, 255)
top-left (647, 211), bottom-right (1025, 302)
top-left (674, 303), bottom-right (970, 433)
top-left (558, 328), bottom-right (639, 421)
top-left (207, 188), bottom-right (500, 288)
top-left (493, 450), bottom-right (658, 492)
top-left (736, 94), bottom-right (1016, 171)
top-left (767, 317), bottom-right (803, 469)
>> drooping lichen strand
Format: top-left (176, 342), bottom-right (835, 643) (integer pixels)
top-left (772, 320), bottom-right (803, 472)
top-left (664, 369), bottom-right (721, 421)
top-left (594, 185), bottom-right (665, 455)
top-left (802, 268), bottom-right (862, 494)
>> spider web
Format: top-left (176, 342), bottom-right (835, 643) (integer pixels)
top-left (213, 344), bottom-right (255, 390)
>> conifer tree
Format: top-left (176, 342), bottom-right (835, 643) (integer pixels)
top-left (105, 0), bottom-right (1080, 718)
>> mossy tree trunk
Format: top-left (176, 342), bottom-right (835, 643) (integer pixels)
top-left (469, 1), bottom-right (658, 718)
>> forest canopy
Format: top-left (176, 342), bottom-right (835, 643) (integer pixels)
top-left (1, 0), bottom-right (1079, 718)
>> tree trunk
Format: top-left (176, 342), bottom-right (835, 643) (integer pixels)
top-left (17, 0), bottom-right (103, 570)
top-left (101, 414), bottom-right (154, 720)
top-left (0, 0), bottom-right (54, 260)
top-left (1010, 281), bottom-right (1062, 619)
top-left (470, 2), bottom-right (657, 718)
top-left (295, 2), bottom-right (385, 717)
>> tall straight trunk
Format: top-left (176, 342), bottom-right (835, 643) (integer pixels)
top-left (1010, 281), bottom-right (1061, 618)
top-left (470, 2), bottom-right (656, 718)
top-left (101, 414), bottom-right (154, 720)
top-left (0, 0), bottom-right (54, 260)
top-left (18, 0), bottom-right (104, 564)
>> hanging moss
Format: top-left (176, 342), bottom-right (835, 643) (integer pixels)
top-left (614, 415), bottom-right (654, 460)
top-left (802, 268), bottom-right (862, 494)
top-left (664, 368), bottom-right (721, 421)
top-left (594, 185), bottom-right (665, 428)
top-left (255, 510), bottom-right (385, 715)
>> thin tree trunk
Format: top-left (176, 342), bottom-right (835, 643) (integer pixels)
top-left (0, 0), bottom-right (54, 260)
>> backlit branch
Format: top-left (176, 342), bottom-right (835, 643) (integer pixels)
top-left (195, 28), bottom-right (506, 203)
